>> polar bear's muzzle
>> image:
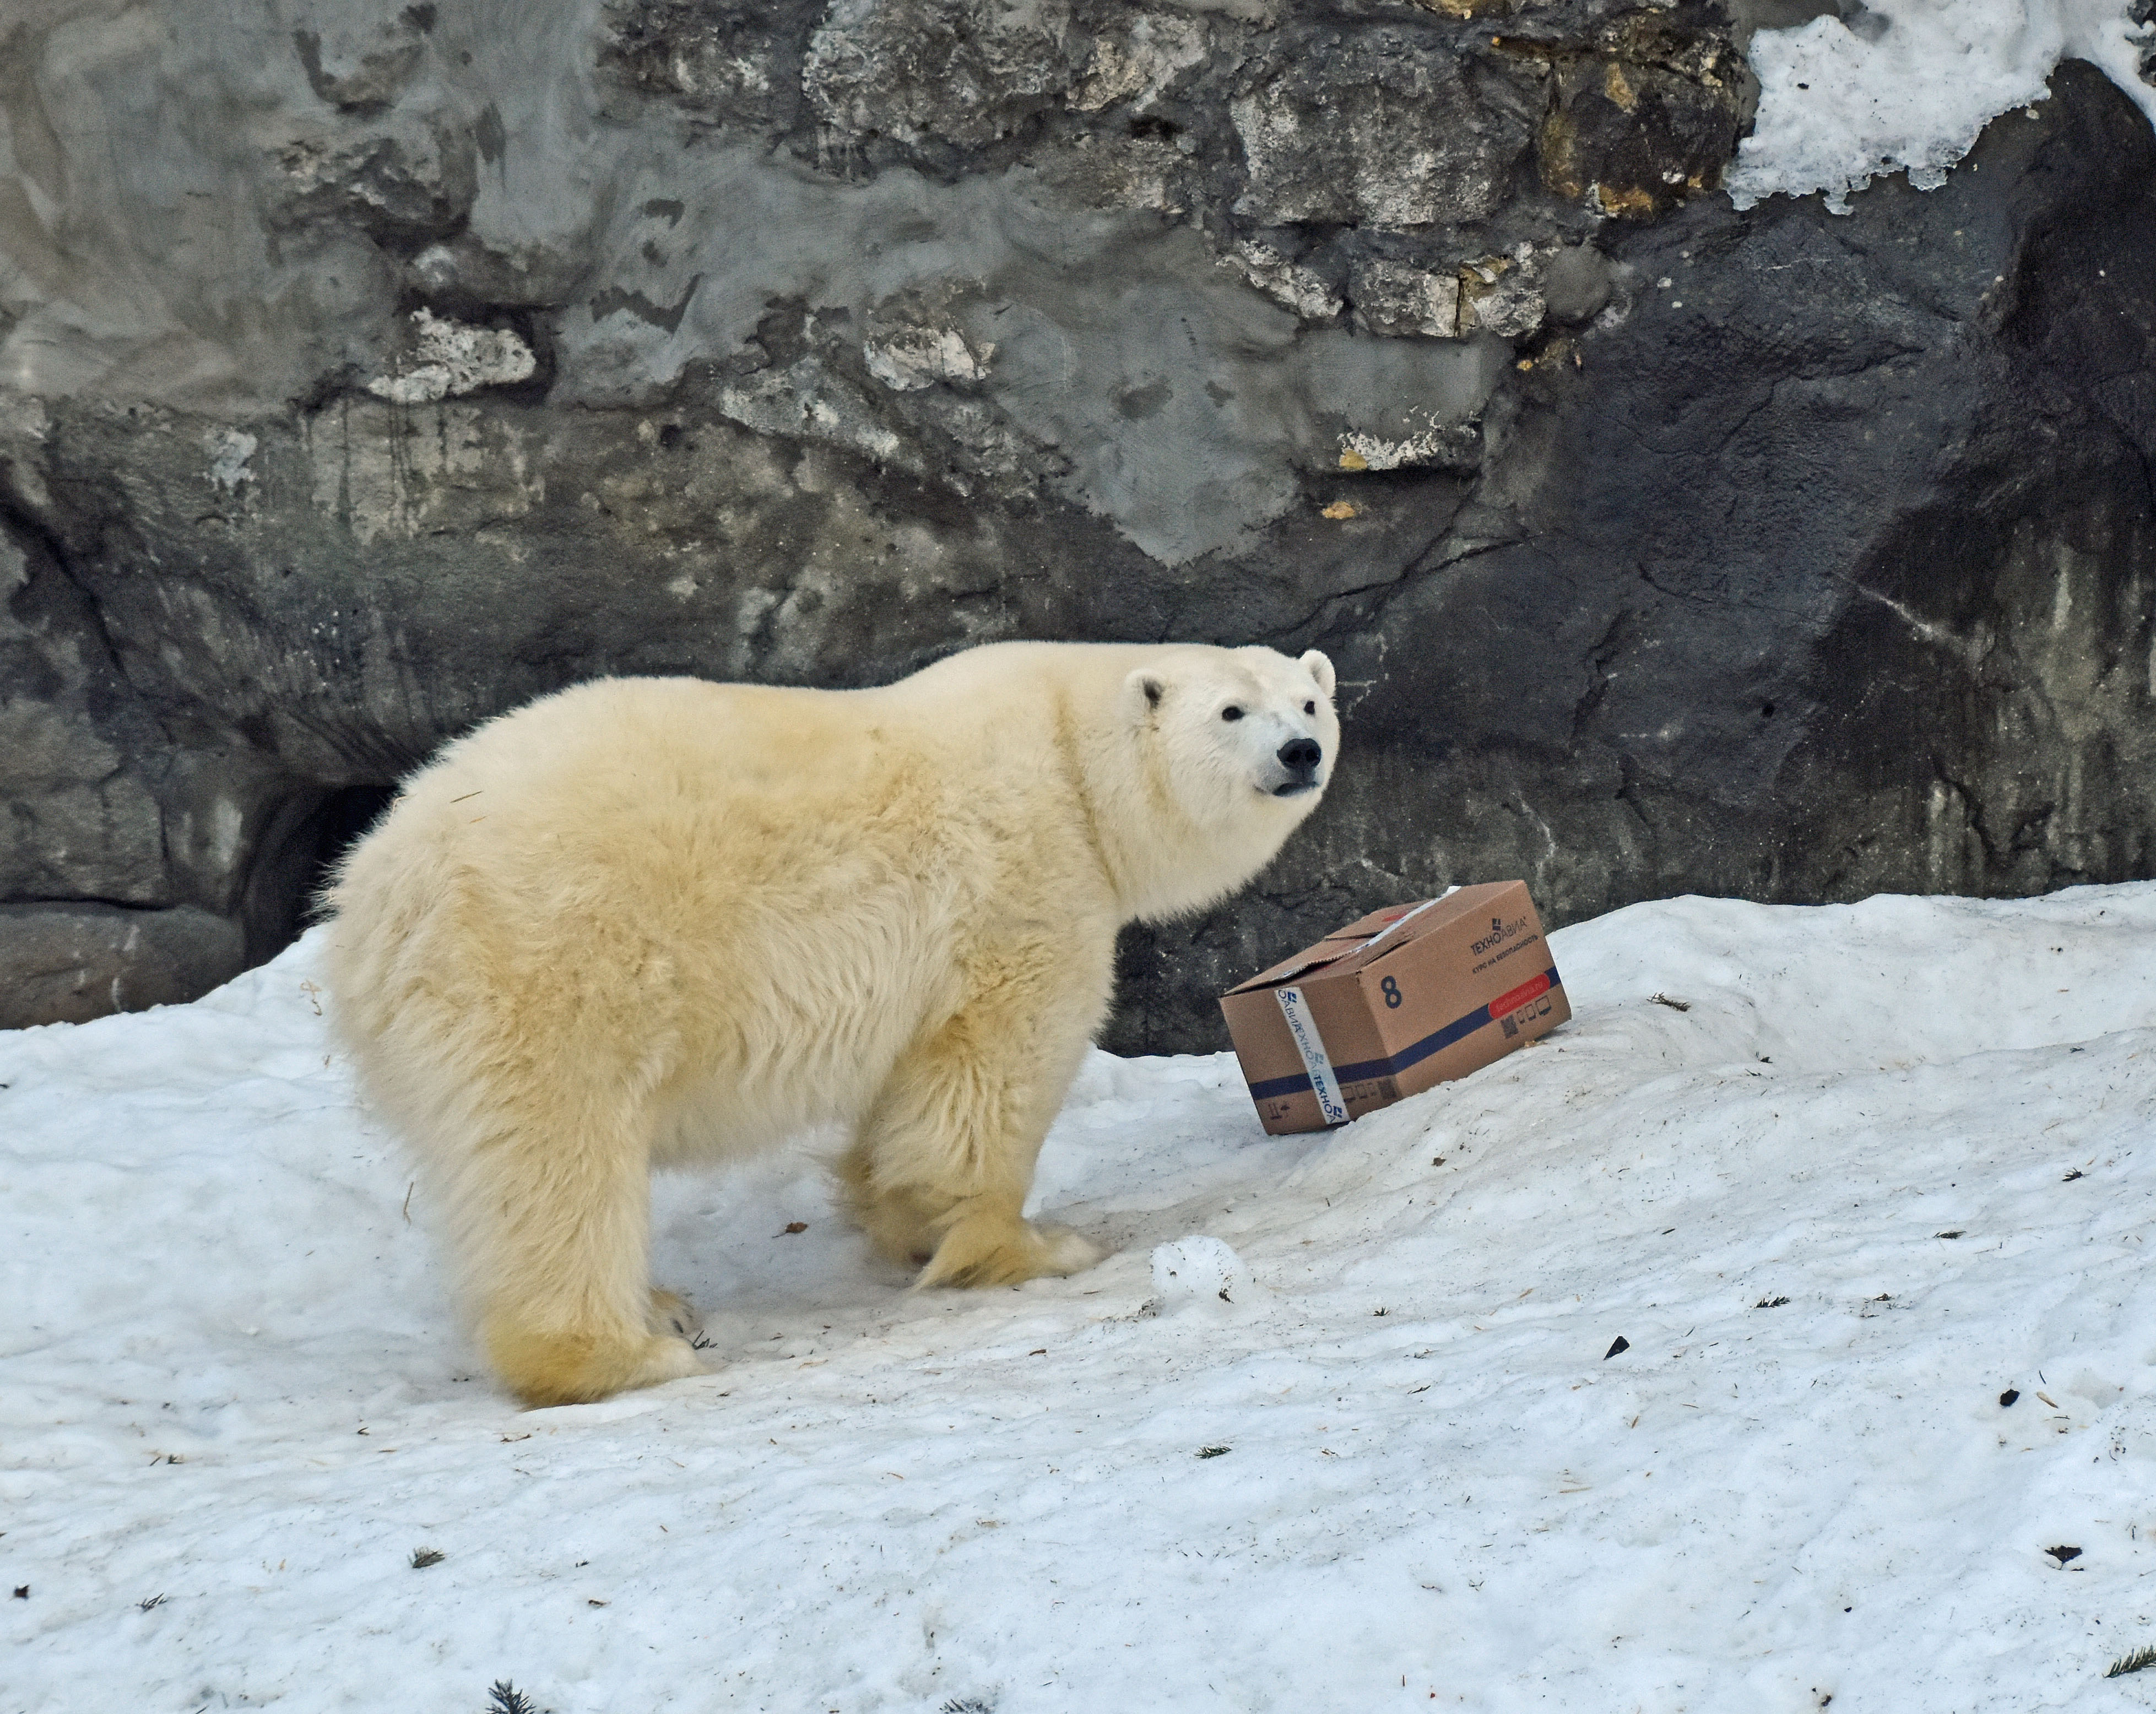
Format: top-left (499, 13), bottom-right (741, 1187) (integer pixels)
top-left (1267, 737), bottom-right (1325, 798)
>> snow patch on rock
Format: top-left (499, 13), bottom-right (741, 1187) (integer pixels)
top-left (863, 326), bottom-right (994, 392)
top-left (366, 310), bottom-right (537, 404)
top-left (1731, 0), bottom-right (2156, 214)
top-left (204, 427), bottom-right (257, 491)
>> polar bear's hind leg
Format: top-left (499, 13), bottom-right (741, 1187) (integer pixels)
top-left (437, 1089), bottom-right (704, 1408)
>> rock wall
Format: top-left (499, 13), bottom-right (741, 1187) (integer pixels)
top-left (3, 1), bottom-right (2154, 1048)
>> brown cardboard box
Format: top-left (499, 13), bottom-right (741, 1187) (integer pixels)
top-left (1219, 882), bottom-right (1569, 1134)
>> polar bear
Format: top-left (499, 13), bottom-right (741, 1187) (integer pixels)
top-left (325, 641), bottom-right (1337, 1406)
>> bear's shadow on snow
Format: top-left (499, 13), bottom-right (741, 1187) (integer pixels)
top-left (636, 1070), bottom-right (1332, 1364)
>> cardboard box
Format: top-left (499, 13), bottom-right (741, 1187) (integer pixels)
top-left (1219, 882), bottom-right (1569, 1134)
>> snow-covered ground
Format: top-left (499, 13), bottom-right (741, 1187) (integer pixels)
top-left (1731, 1), bottom-right (2156, 212)
top-left (7, 886), bottom-right (2156, 1712)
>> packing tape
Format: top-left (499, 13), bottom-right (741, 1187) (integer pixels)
top-left (1274, 984), bottom-right (1350, 1126)
top-left (1356, 893), bottom-right (1447, 958)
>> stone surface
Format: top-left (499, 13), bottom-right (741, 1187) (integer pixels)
top-left (1534, 10), bottom-right (1756, 215)
top-left (0, 904), bottom-right (247, 1030)
top-left (1229, 23), bottom-right (1544, 228)
top-left (0, 1), bottom-right (2152, 1051)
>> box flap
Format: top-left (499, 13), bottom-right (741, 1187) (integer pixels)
top-left (1222, 886), bottom-right (1517, 996)
top-left (1223, 943), bottom-right (1352, 995)
top-left (1350, 887), bottom-right (1493, 968)
top-left (1324, 902), bottom-right (1435, 942)
top-left (1323, 884), bottom-right (1517, 979)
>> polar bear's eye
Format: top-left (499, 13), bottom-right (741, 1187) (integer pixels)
top-left (1303, 701), bottom-right (1315, 715)
top-left (1220, 705), bottom-right (1244, 722)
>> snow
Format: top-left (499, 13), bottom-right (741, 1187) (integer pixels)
top-left (1729, 1), bottom-right (2156, 214)
top-left (7, 886), bottom-right (2156, 1711)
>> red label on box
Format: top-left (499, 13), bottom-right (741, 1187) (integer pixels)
top-left (1491, 972), bottom-right (1552, 1016)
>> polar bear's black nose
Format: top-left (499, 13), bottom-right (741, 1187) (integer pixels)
top-left (1278, 738), bottom-right (1321, 773)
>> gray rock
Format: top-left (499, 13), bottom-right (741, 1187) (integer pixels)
top-left (0, 516), bottom-right (173, 907)
top-left (1352, 258), bottom-right (1462, 340)
top-left (1531, 12), bottom-right (1757, 217)
top-left (1231, 23), bottom-right (1545, 228)
top-left (1459, 248), bottom-right (1547, 338)
top-left (805, 0), bottom-right (1086, 158)
top-left (1221, 240), bottom-right (1343, 324)
top-left (0, 0), bottom-right (2151, 1059)
top-left (268, 124), bottom-right (479, 249)
top-left (0, 904), bottom-right (247, 1029)
top-left (1539, 241), bottom-right (1613, 324)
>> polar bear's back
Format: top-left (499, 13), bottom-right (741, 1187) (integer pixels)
top-left (326, 676), bottom-right (1017, 1152)
top-left (350, 676), bottom-right (939, 925)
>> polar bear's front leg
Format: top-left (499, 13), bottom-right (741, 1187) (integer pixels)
top-left (840, 966), bottom-right (1106, 1289)
top-left (918, 1207), bottom-right (1106, 1288)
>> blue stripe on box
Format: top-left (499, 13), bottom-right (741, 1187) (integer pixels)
top-left (1244, 969), bottom-right (1563, 1102)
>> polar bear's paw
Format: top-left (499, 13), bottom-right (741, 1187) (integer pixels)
top-left (1032, 1223), bottom-right (1107, 1276)
top-left (486, 1316), bottom-right (707, 1408)
top-left (648, 1288), bottom-right (707, 1347)
top-left (916, 1212), bottom-right (1108, 1289)
top-left (631, 1332), bottom-right (709, 1389)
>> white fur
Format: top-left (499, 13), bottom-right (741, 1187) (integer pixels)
top-left (324, 641), bottom-right (1337, 1405)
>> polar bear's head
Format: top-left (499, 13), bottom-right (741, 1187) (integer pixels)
top-left (1114, 643), bottom-right (1339, 916)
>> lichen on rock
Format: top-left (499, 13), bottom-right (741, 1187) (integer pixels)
top-left (1336, 412), bottom-right (1482, 473)
top-left (1530, 13), bottom-right (1756, 217)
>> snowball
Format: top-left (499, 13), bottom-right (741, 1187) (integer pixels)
top-left (1150, 1235), bottom-right (1249, 1305)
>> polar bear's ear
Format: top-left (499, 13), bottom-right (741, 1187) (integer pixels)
top-left (1123, 667), bottom-right (1166, 722)
top-left (1299, 649), bottom-right (1336, 700)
